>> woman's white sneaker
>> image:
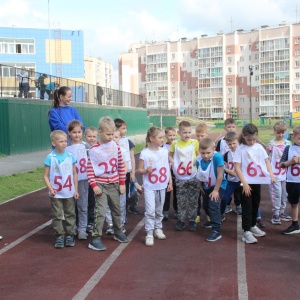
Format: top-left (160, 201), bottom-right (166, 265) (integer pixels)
top-left (154, 229), bottom-right (166, 240)
top-left (242, 231), bottom-right (258, 244)
top-left (250, 225), bottom-right (266, 237)
top-left (145, 235), bottom-right (154, 246)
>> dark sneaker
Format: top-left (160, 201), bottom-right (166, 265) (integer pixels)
top-left (206, 230), bottom-right (222, 242)
top-left (114, 231), bottom-right (129, 243)
top-left (54, 236), bottom-right (64, 249)
top-left (236, 205), bottom-right (242, 215)
top-left (105, 224), bottom-right (114, 235)
top-left (163, 211), bottom-right (169, 221)
top-left (202, 221), bottom-right (212, 228)
top-left (174, 211), bottom-right (178, 219)
top-left (279, 212), bottom-right (292, 222)
top-left (88, 238), bottom-right (107, 251)
top-left (256, 218), bottom-right (266, 228)
top-left (188, 221), bottom-right (197, 231)
top-left (86, 224), bottom-right (94, 233)
top-left (174, 221), bottom-right (185, 231)
top-left (128, 206), bottom-right (142, 215)
top-left (282, 224), bottom-right (300, 235)
top-left (65, 236), bottom-right (75, 247)
top-left (271, 215), bottom-right (281, 225)
top-left (225, 205), bottom-right (232, 214)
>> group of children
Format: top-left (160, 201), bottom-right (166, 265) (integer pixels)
top-left (43, 117), bottom-right (141, 250)
top-left (44, 115), bottom-right (300, 249)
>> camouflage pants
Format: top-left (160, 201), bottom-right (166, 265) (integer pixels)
top-left (175, 176), bottom-right (200, 222)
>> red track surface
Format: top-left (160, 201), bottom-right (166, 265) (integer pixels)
top-left (1, 134), bottom-right (300, 300)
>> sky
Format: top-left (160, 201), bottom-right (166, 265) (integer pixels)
top-left (0, 0), bottom-right (299, 87)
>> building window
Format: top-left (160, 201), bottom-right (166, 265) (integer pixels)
top-left (240, 56), bottom-right (244, 62)
top-left (195, 60), bottom-right (198, 66)
top-left (296, 61), bottom-right (300, 68)
top-left (183, 72), bottom-right (186, 77)
top-left (296, 106), bottom-right (300, 112)
top-left (183, 91), bottom-right (186, 96)
top-left (227, 46), bottom-right (232, 53)
top-left (227, 57), bottom-right (232, 63)
top-left (256, 86), bottom-right (259, 92)
top-left (249, 45), bottom-right (251, 51)
top-left (228, 88), bottom-right (232, 94)
top-left (255, 75), bottom-right (259, 81)
top-left (228, 98), bottom-right (232, 104)
top-left (256, 97), bottom-right (259, 102)
top-left (296, 50), bottom-right (300, 56)
top-left (240, 87), bottom-right (244, 93)
top-left (295, 38), bottom-right (300, 44)
top-left (255, 65), bottom-right (259, 70)
top-left (172, 64), bottom-right (175, 68)
top-left (296, 72), bottom-right (300, 78)
top-left (240, 46), bottom-right (244, 51)
top-left (296, 84), bottom-right (300, 90)
top-left (255, 54), bottom-right (259, 60)
top-left (240, 77), bottom-right (244, 83)
top-left (255, 43), bottom-right (259, 49)
top-left (172, 53), bottom-right (175, 59)
top-left (183, 81), bottom-right (186, 86)
top-left (228, 78), bottom-right (232, 84)
top-left (173, 101), bottom-right (176, 105)
top-left (240, 67), bottom-right (244, 72)
top-left (195, 70), bottom-right (198, 76)
top-left (255, 107), bottom-right (259, 113)
top-left (0, 38), bottom-right (35, 54)
top-left (295, 95), bottom-right (300, 101)
top-left (183, 62), bottom-right (186, 67)
top-left (228, 67), bottom-right (232, 73)
top-left (241, 98), bottom-right (244, 103)
top-left (195, 90), bottom-right (198, 95)
top-left (172, 73), bottom-right (175, 78)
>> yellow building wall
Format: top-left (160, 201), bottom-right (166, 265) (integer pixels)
top-left (45, 39), bottom-right (72, 63)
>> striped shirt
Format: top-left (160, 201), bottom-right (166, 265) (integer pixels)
top-left (87, 142), bottom-right (126, 188)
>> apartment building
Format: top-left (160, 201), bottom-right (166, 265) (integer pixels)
top-left (119, 23), bottom-right (300, 120)
top-left (84, 56), bottom-right (113, 88)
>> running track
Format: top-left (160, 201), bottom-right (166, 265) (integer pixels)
top-left (1, 132), bottom-right (300, 300)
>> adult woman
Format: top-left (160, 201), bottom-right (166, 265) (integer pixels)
top-left (48, 86), bottom-right (85, 134)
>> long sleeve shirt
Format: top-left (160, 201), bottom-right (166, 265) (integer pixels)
top-left (87, 142), bottom-right (126, 188)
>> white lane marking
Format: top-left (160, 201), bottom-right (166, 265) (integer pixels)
top-left (73, 218), bottom-right (145, 300)
top-left (0, 220), bottom-right (52, 255)
top-left (237, 215), bottom-right (249, 300)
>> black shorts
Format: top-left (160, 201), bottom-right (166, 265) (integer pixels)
top-left (286, 182), bottom-right (300, 204)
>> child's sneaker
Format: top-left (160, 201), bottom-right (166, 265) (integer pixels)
top-left (279, 212), bottom-right (292, 222)
top-left (145, 235), bottom-right (154, 246)
top-left (242, 231), bottom-right (258, 244)
top-left (78, 231), bottom-right (88, 240)
top-left (88, 238), bottom-right (107, 251)
top-left (154, 229), bottom-right (166, 239)
top-left (250, 225), bottom-right (266, 237)
top-left (86, 224), bottom-right (93, 233)
top-left (105, 224), bottom-right (114, 235)
top-left (206, 230), bottom-right (222, 242)
top-left (188, 221), bottom-right (197, 231)
top-left (282, 224), bottom-right (300, 235)
top-left (54, 236), bottom-right (64, 249)
top-left (236, 205), bottom-right (242, 215)
top-left (65, 236), bottom-right (75, 247)
top-left (0, 235), bottom-right (3, 240)
top-left (256, 218), bottom-right (266, 228)
top-left (114, 231), bottom-right (129, 243)
top-left (225, 205), bottom-right (232, 214)
top-left (174, 210), bottom-right (178, 219)
top-left (271, 215), bottom-right (281, 225)
top-left (221, 214), bottom-right (226, 222)
top-left (174, 221), bottom-right (185, 231)
top-left (163, 211), bottom-right (169, 221)
top-left (202, 221), bottom-right (212, 228)
top-left (195, 215), bottom-right (201, 223)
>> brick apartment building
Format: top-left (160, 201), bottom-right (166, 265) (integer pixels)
top-left (119, 22), bottom-right (300, 120)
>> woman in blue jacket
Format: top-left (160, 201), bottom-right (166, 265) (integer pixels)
top-left (48, 86), bottom-right (85, 134)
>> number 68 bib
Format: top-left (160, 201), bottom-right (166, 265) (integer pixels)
top-left (141, 147), bottom-right (170, 191)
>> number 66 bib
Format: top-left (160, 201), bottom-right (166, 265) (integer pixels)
top-left (287, 145), bottom-right (300, 182)
top-left (173, 142), bottom-right (196, 180)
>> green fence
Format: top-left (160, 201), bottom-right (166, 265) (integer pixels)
top-left (149, 116), bottom-right (177, 128)
top-left (0, 98), bottom-right (149, 155)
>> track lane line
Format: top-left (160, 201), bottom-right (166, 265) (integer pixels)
top-left (0, 220), bottom-right (51, 255)
top-left (237, 215), bottom-right (249, 300)
top-left (73, 218), bottom-right (145, 300)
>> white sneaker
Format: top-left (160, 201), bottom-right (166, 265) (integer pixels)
top-left (250, 225), bottom-right (266, 237)
top-left (145, 235), bottom-right (154, 246)
top-left (242, 231), bottom-right (258, 244)
top-left (154, 229), bottom-right (166, 240)
top-left (0, 235), bottom-right (2, 240)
